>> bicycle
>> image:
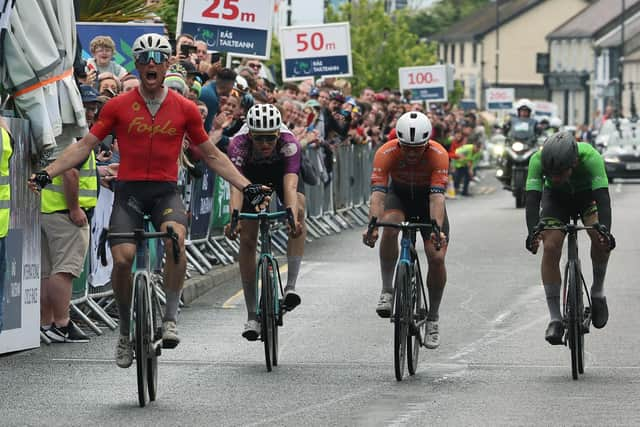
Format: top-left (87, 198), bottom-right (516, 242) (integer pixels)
top-left (98, 221), bottom-right (180, 406)
top-left (366, 217), bottom-right (441, 381)
top-left (230, 207), bottom-right (295, 372)
top-left (532, 217), bottom-right (614, 380)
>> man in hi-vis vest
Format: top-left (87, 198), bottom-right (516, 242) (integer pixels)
top-left (39, 146), bottom-right (97, 343)
top-left (0, 116), bottom-right (12, 335)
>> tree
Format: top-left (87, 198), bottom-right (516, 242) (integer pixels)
top-left (326, 0), bottom-right (437, 95)
top-left (78, 0), bottom-right (159, 22)
top-left (407, 0), bottom-right (492, 41)
top-left (155, 0), bottom-right (180, 38)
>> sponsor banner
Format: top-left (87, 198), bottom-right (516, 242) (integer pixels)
top-left (486, 88), bottom-right (515, 111)
top-left (399, 65), bottom-right (448, 102)
top-left (284, 56), bottom-right (349, 79)
top-left (281, 23), bottom-right (352, 81)
top-left (0, 118), bottom-right (40, 354)
top-left (77, 22), bottom-right (165, 72)
top-left (180, 0), bottom-right (273, 58)
top-left (188, 168), bottom-right (216, 241)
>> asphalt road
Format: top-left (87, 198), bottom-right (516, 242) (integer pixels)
top-left (2, 172), bottom-right (640, 426)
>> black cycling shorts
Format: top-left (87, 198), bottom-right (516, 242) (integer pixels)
top-left (540, 189), bottom-right (598, 225)
top-left (384, 186), bottom-right (450, 241)
top-left (109, 181), bottom-right (188, 245)
top-left (241, 167), bottom-right (304, 213)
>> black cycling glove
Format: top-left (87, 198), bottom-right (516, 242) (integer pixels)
top-left (243, 184), bottom-right (270, 207)
top-left (31, 170), bottom-right (52, 190)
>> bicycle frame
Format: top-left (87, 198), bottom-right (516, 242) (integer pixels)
top-left (238, 210), bottom-right (291, 317)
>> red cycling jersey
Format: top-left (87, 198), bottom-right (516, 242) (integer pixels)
top-left (90, 89), bottom-right (208, 181)
top-left (370, 139), bottom-right (449, 193)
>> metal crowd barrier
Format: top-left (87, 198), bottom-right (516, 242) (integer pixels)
top-left (66, 139), bottom-right (375, 334)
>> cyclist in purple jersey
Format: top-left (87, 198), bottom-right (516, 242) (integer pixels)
top-left (225, 104), bottom-right (307, 340)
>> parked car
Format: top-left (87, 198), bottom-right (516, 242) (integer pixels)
top-left (598, 118), bottom-right (640, 182)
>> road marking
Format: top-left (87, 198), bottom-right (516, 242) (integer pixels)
top-left (50, 357), bottom-right (640, 371)
top-left (221, 264), bottom-right (288, 308)
top-left (244, 388), bottom-right (373, 427)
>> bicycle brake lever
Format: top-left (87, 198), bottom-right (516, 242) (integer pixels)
top-left (285, 207), bottom-right (295, 230)
top-left (431, 220), bottom-right (442, 251)
top-left (166, 225), bottom-right (180, 264)
top-left (366, 216), bottom-right (377, 242)
top-left (230, 209), bottom-right (239, 235)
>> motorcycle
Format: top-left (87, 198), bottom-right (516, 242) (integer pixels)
top-left (495, 118), bottom-right (540, 208)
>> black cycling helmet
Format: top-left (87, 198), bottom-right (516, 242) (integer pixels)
top-left (541, 131), bottom-right (578, 175)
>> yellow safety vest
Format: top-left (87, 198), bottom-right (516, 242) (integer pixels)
top-left (0, 128), bottom-right (12, 238)
top-left (41, 150), bottom-right (97, 213)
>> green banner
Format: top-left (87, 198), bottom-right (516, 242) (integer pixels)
top-left (211, 176), bottom-right (231, 228)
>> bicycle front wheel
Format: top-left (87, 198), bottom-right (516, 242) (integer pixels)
top-left (566, 261), bottom-right (583, 380)
top-left (394, 263), bottom-right (410, 381)
top-left (134, 274), bottom-right (150, 407)
top-left (147, 287), bottom-right (162, 402)
top-left (260, 260), bottom-right (276, 372)
top-left (407, 268), bottom-right (426, 376)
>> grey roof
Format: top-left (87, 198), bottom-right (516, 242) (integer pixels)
top-left (433, 0), bottom-right (545, 42)
top-left (547, 0), bottom-right (640, 39)
top-left (596, 11), bottom-right (640, 47)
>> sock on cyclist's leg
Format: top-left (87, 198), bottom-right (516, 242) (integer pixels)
top-left (285, 256), bottom-right (302, 291)
top-left (163, 289), bottom-right (181, 322)
top-left (427, 285), bottom-right (444, 321)
top-left (118, 303), bottom-right (130, 336)
top-left (243, 281), bottom-right (257, 321)
top-left (544, 283), bottom-right (562, 322)
top-left (591, 262), bottom-right (608, 298)
top-left (380, 257), bottom-right (395, 293)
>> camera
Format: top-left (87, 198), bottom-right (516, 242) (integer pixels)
top-left (211, 52), bottom-right (221, 63)
top-left (180, 44), bottom-right (197, 57)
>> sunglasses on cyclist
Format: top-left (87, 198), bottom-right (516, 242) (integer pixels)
top-left (135, 51), bottom-right (169, 65)
top-left (252, 134), bottom-right (278, 143)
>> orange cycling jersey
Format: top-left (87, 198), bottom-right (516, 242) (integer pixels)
top-left (90, 89), bottom-right (209, 182)
top-left (370, 139), bottom-right (449, 194)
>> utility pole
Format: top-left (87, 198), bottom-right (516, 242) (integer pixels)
top-left (495, 0), bottom-right (500, 86)
top-left (618, 0), bottom-right (625, 118)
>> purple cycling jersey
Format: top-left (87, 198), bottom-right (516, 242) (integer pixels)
top-left (228, 124), bottom-right (301, 174)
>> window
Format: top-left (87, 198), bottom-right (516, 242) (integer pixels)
top-left (451, 44), bottom-right (455, 65)
top-left (472, 42), bottom-right (477, 64)
top-left (460, 43), bottom-right (465, 65)
top-left (443, 43), bottom-right (448, 62)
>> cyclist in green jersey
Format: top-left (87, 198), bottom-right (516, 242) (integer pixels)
top-left (524, 131), bottom-right (615, 345)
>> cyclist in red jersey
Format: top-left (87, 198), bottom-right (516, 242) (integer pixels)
top-left (363, 111), bottom-right (450, 349)
top-left (28, 33), bottom-right (269, 368)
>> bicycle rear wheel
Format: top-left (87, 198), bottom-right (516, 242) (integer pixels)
top-left (270, 263), bottom-right (279, 367)
top-left (260, 260), bottom-right (275, 372)
top-left (566, 261), bottom-right (582, 380)
top-left (394, 263), bottom-right (409, 381)
top-left (134, 275), bottom-right (149, 407)
top-left (147, 288), bottom-right (162, 402)
top-left (407, 268), bottom-right (426, 376)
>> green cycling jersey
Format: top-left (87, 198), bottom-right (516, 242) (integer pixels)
top-left (525, 142), bottom-right (608, 193)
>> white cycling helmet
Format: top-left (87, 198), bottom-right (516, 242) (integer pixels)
top-left (550, 116), bottom-right (563, 129)
top-left (132, 33), bottom-right (172, 56)
top-left (395, 111), bottom-right (432, 146)
top-left (515, 98), bottom-right (535, 114)
top-left (246, 104), bottom-right (282, 132)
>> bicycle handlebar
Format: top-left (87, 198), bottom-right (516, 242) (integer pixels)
top-left (366, 216), bottom-right (442, 250)
top-left (532, 222), bottom-right (616, 251)
top-left (98, 226), bottom-right (181, 267)
top-left (229, 207), bottom-right (296, 235)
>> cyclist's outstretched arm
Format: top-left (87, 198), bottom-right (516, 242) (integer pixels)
top-left (368, 190), bottom-right (385, 220)
top-left (428, 192), bottom-right (446, 228)
top-left (44, 133), bottom-right (100, 179)
top-left (525, 190), bottom-right (542, 233)
top-left (198, 140), bottom-right (251, 190)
